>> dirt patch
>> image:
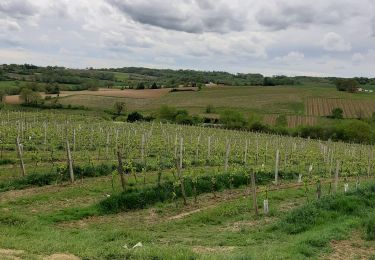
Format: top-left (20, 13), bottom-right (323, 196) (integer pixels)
top-left (0, 249), bottom-right (24, 259)
top-left (0, 249), bottom-right (80, 260)
top-left (75, 88), bottom-right (171, 99)
top-left (57, 88), bottom-right (171, 99)
top-left (168, 206), bottom-right (213, 220)
top-left (4, 93), bottom-right (69, 105)
top-left (324, 233), bottom-right (375, 260)
top-left (192, 246), bottom-right (235, 254)
top-left (277, 199), bottom-right (304, 212)
top-left (44, 253), bottom-right (80, 260)
top-left (4, 88), bottom-right (170, 105)
top-left (222, 217), bottom-right (277, 232)
top-left (0, 185), bottom-right (65, 204)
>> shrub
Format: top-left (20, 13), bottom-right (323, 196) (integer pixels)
top-left (206, 104), bottom-right (214, 113)
top-left (0, 164), bottom-right (115, 192)
top-left (331, 108), bottom-right (343, 119)
top-left (364, 214), bottom-right (375, 240)
top-left (220, 110), bottom-right (247, 129)
top-left (158, 105), bottom-right (176, 121)
top-left (98, 170), bottom-right (293, 213)
top-left (127, 111), bottom-right (144, 122)
top-left (249, 121), bottom-right (270, 133)
top-left (275, 114), bottom-right (288, 127)
top-left (136, 82), bottom-right (145, 89)
top-left (278, 185), bottom-right (375, 234)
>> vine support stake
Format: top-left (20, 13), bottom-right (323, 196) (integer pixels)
top-left (16, 136), bottom-right (26, 177)
top-left (334, 160), bottom-right (340, 193)
top-left (274, 149), bottom-right (280, 185)
top-left (250, 170), bottom-right (258, 216)
top-left (117, 148), bottom-right (126, 191)
top-left (66, 140), bottom-right (74, 183)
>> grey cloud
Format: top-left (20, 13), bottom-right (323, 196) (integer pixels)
top-left (106, 0), bottom-right (245, 33)
top-left (0, 0), bottom-right (37, 18)
top-left (256, 1), bottom-right (359, 31)
top-left (321, 32), bottom-right (351, 52)
top-left (0, 19), bottom-right (21, 31)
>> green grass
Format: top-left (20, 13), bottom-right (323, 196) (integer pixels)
top-left (1, 169), bottom-right (374, 259)
top-left (0, 80), bottom-right (19, 90)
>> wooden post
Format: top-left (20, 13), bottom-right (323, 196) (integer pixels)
top-left (141, 133), bottom-right (145, 165)
top-left (334, 160), bottom-right (340, 193)
top-left (195, 135), bottom-right (200, 162)
top-left (224, 139), bottom-right (230, 172)
top-left (316, 180), bottom-right (322, 199)
top-left (73, 128), bottom-right (76, 152)
top-left (207, 136), bottom-right (211, 162)
top-left (274, 149), bottom-right (280, 185)
top-left (43, 123), bottom-right (47, 151)
top-left (117, 149), bottom-right (126, 191)
top-left (177, 137), bottom-right (187, 205)
top-left (16, 136), bottom-right (26, 177)
top-left (244, 139), bottom-right (248, 165)
top-left (106, 131), bottom-right (110, 157)
top-left (250, 170), bottom-right (258, 216)
top-left (174, 134), bottom-right (178, 159)
top-left (367, 153), bottom-right (372, 178)
top-left (66, 140), bottom-right (74, 183)
top-left (263, 188), bottom-right (269, 215)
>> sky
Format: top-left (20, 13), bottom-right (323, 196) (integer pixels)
top-left (1, 0), bottom-right (375, 77)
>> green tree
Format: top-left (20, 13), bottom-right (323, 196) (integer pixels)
top-left (151, 82), bottom-right (158, 89)
top-left (114, 102), bottom-right (126, 115)
top-left (334, 79), bottom-right (359, 93)
top-left (19, 88), bottom-right (42, 105)
top-left (136, 82), bottom-right (145, 89)
top-left (0, 89), bottom-right (6, 103)
top-left (331, 108), bottom-right (344, 119)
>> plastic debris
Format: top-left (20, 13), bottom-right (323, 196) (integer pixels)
top-left (132, 242), bottom-right (143, 249)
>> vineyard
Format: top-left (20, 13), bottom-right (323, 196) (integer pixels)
top-left (1, 110), bottom-right (375, 259)
top-left (1, 110), bottom-right (374, 184)
top-left (306, 97), bottom-right (375, 118)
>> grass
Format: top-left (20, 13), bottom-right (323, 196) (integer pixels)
top-left (0, 80), bottom-right (18, 88)
top-left (0, 166), bottom-right (374, 259)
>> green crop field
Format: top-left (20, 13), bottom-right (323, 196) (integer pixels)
top-left (55, 85), bottom-right (375, 125)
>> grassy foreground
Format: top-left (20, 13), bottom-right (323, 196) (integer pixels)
top-left (0, 174), bottom-right (374, 259)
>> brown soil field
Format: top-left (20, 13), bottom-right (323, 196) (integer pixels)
top-left (306, 97), bottom-right (375, 118)
top-left (4, 88), bottom-right (171, 105)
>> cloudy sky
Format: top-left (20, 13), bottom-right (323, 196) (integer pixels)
top-left (1, 0), bottom-right (375, 77)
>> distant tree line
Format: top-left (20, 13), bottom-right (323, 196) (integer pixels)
top-left (1, 64), bottom-right (375, 96)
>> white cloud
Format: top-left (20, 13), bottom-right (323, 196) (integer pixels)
top-left (0, 0), bottom-right (375, 77)
top-left (352, 53), bottom-right (365, 63)
top-left (321, 32), bottom-right (351, 52)
top-left (275, 51), bottom-right (304, 63)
